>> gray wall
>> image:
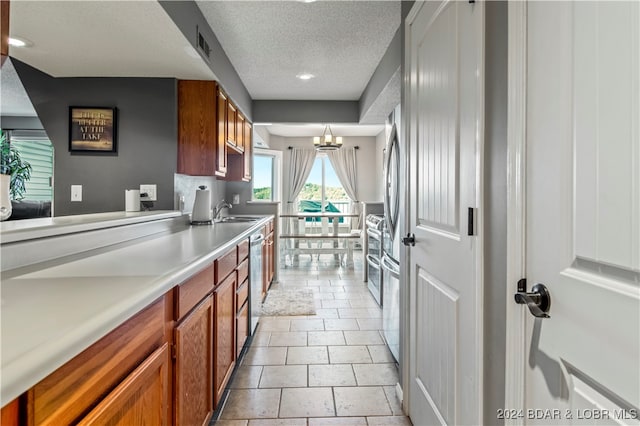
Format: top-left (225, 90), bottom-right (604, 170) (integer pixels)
top-left (252, 101), bottom-right (360, 125)
top-left (483, 2), bottom-right (508, 425)
top-left (13, 59), bottom-right (177, 216)
top-left (359, 28), bottom-right (401, 123)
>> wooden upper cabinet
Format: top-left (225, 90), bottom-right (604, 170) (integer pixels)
top-left (177, 80), bottom-right (217, 176)
top-left (242, 121), bottom-right (252, 181)
top-left (234, 113), bottom-right (245, 154)
top-left (225, 120), bottom-right (252, 182)
top-left (226, 101), bottom-right (237, 147)
top-left (1, 1), bottom-right (9, 66)
top-left (216, 88), bottom-right (228, 177)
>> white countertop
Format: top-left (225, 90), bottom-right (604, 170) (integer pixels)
top-left (0, 215), bottom-right (271, 406)
top-left (0, 210), bottom-right (182, 244)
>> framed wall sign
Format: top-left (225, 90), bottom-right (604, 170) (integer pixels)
top-left (69, 107), bottom-right (117, 153)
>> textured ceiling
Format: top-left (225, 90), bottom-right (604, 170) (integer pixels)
top-left (197, 1), bottom-right (400, 101)
top-left (8, 1), bottom-right (215, 79)
top-left (1, 59), bottom-right (38, 117)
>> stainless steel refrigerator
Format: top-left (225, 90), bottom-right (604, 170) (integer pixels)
top-left (381, 104), bottom-right (401, 363)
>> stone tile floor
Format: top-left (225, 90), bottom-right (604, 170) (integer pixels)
top-left (215, 256), bottom-right (412, 426)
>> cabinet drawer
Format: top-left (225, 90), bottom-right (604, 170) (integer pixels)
top-left (236, 258), bottom-right (249, 284)
top-left (215, 247), bottom-right (237, 283)
top-left (175, 264), bottom-right (214, 320)
top-left (236, 279), bottom-right (248, 311)
top-left (237, 239), bottom-right (249, 261)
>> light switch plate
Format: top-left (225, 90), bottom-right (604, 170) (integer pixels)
top-left (140, 184), bottom-right (157, 201)
top-left (71, 185), bottom-right (82, 202)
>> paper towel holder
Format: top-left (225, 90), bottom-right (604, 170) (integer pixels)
top-left (191, 185), bottom-right (213, 225)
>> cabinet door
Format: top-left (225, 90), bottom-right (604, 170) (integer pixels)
top-left (77, 343), bottom-right (169, 426)
top-left (243, 121), bottom-right (252, 181)
top-left (216, 89), bottom-right (228, 177)
top-left (226, 102), bottom-right (237, 146)
top-left (214, 273), bottom-right (236, 407)
top-left (268, 232), bottom-right (275, 284)
top-left (174, 296), bottom-right (213, 426)
top-left (262, 226), bottom-right (269, 300)
top-left (236, 301), bottom-right (249, 358)
top-left (1, 398), bottom-right (19, 426)
top-left (235, 113), bottom-right (245, 153)
top-left (178, 80), bottom-right (216, 176)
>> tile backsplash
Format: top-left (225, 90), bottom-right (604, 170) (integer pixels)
top-left (174, 174), bottom-right (226, 215)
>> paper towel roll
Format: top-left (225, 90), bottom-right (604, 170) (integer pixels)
top-left (125, 189), bottom-right (141, 212)
top-left (192, 187), bottom-right (212, 223)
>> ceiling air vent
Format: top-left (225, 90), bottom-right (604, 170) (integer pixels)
top-left (196, 26), bottom-right (211, 61)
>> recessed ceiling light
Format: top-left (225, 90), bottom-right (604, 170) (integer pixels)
top-left (297, 73), bottom-right (315, 80)
top-left (8, 37), bottom-right (32, 47)
top-left (297, 0), bottom-right (317, 3)
top-left (254, 123), bottom-right (273, 126)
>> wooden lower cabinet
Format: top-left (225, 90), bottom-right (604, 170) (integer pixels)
top-left (236, 301), bottom-right (249, 357)
top-left (262, 221), bottom-right (275, 297)
top-left (174, 296), bottom-right (213, 426)
top-left (77, 343), bottom-right (169, 426)
top-left (26, 297), bottom-right (167, 425)
top-left (3, 239), bottom-right (256, 424)
top-left (1, 398), bottom-right (19, 426)
top-left (214, 272), bottom-right (236, 407)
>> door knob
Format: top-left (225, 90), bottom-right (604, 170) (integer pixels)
top-left (514, 283), bottom-right (551, 318)
top-left (402, 233), bottom-right (415, 247)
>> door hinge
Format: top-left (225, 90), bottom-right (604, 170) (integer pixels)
top-left (467, 207), bottom-right (476, 236)
top-left (171, 343), bottom-right (177, 360)
top-left (469, 0), bottom-right (475, 3)
top-left (517, 278), bottom-right (527, 293)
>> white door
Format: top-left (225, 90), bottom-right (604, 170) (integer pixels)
top-left (515, 1), bottom-right (640, 423)
top-left (405, 1), bottom-right (484, 424)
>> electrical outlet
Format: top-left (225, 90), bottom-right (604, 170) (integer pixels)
top-left (140, 184), bottom-right (157, 201)
top-left (233, 194), bottom-right (240, 204)
top-left (71, 185), bottom-right (82, 202)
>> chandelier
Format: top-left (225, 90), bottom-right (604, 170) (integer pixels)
top-left (313, 124), bottom-right (343, 151)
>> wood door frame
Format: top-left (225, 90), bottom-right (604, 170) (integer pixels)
top-left (504, 2), bottom-right (527, 424)
top-left (401, 1), bottom-right (486, 421)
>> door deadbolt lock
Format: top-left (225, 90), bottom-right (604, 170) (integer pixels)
top-left (514, 280), bottom-right (551, 318)
top-left (402, 233), bottom-right (416, 247)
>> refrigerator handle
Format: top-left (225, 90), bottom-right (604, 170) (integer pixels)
top-left (381, 254), bottom-right (400, 279)
top-left (384, 124), bottom-right (400, 238)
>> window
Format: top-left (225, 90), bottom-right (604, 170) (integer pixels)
top-left (8, 131), bottom-right (54, 202)
top-left (298, 154), bottom-right (348, 213)
top-left (252, 148), bottom-right (282, 202)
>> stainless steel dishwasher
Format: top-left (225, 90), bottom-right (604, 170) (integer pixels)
top-left (249, 231), bottom-right (264, 334)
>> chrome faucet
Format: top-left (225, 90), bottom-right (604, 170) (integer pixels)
top-left (213, 200), bottom-right (233, 220)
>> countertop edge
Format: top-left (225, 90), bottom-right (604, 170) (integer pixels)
top-left (0, 211), bottom-right (182, 244)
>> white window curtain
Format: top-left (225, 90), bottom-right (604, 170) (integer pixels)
top-left (284, 148), bottom-right (317, 235)
top-left (327, 147), bottom-right (361, 229)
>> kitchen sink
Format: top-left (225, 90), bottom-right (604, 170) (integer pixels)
top-left (215, 216), bottom-right (263, 223)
